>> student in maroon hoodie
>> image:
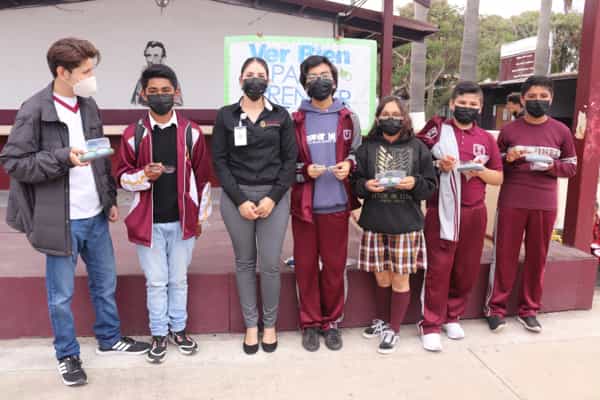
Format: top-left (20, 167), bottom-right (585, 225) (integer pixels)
top-left (291, 55), bottom-right (361, 352)
top-left (484, 75), bottom-right (577, 333)
top-left (417, 81), bottom-right (503, 352)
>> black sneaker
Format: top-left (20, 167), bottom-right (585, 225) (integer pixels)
top-left (486, 315), bottom-right (507, 332)
top-left (363, 319), bottom-right (386, 339)
top-left (57, 355), bottom-right (87, 387)
top-left (517, 315), bottom-right (542, 333)
top-left (168, 330), bottom-right (199, 355)
top-left (377, 329), bottom-right (399, 355)
top-left (323, 328), bottom-right (343, 351)
top-left (96, 336), bottom-right (150, 355)
top-left (302, 327), bottom-right (320, 352)
top-left (146, 336), bottom-right (168, 364)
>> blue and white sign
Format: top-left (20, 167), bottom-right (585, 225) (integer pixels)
top-left (224, 35), bottom-right (377, 134)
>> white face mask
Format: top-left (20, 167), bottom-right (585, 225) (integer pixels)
top-left (73, 76), bottom-right (97, 98)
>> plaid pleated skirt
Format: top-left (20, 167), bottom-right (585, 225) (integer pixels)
top-left (358, 230), bottom-right (427, 274)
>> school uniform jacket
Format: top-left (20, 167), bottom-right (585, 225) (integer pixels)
top-left (116, 113), bottom-right (212, 247)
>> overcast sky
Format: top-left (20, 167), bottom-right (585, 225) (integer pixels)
top-left (332, 0), bottom-right (585, 17)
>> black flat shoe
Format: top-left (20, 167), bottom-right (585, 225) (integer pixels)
top-left (261, 340), bottom-right (278, 353)
top-left (243, 342), bottom-right (259, 355)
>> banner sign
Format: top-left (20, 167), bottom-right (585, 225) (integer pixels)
top-left (224, 35), bottom-right (377, 134)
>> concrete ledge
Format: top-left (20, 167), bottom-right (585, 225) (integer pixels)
top-left (0, 191), bottom-right (597, 338)
top-left (0, 255), bottom-right (597, 339)
top-left (0, 125), bottom-right (213, 136)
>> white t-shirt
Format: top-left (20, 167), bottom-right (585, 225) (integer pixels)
top-left (53, 93), bottom-right (103, 220)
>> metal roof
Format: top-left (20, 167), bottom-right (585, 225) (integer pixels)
top-left (0, 1), bottom-right (438, 46)
top-left (218, 0), bottom-right (438, 45)
top-left (0, 0), bottom-right (92, 9)
top-left (480, 71), bottom-right (578, 88)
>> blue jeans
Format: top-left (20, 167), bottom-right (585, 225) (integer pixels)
top-left (136, 221), bottom-right (195, 336)
top-left (46, 212), bottom-right (121, 360)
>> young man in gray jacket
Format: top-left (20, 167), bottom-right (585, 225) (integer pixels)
top-left (0, 37), bottom-right (149, 387)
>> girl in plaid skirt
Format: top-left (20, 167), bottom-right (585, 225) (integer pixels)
top-left (351, 96), bottom-right (437, 354)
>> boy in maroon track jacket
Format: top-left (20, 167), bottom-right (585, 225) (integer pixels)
top-left (484, 75), bottom-right (577, 333)
top-left (417, 82), bottom-right (503, 351)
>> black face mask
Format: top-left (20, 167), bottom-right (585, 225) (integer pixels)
top-left (378, 119), bottom-right (404, 136)
top-left (525, 100), bottom-right (551, 118)
top-left (242, 77), bottom-right (268, 101)
top-left (453, 106), bottom-right (480, 124)
top-left (307, 78), bottom-right (334, 101)
top-left (512, 110), bottom-right (522, 118)
top-left (147, 94), bottom-right (174, 116)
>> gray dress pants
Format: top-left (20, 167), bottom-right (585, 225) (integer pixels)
top-left (220, 185), bottom-right (290, 328)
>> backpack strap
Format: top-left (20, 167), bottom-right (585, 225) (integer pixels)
top-left (133, 119), bottom-right (145, 161)
top-left (185, 123), bottom-right (193, 159)
top-left (134, 119), bottom-right (194, 161)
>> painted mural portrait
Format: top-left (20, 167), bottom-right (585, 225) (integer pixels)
top-left (131, 40), bottom-right (184, 105)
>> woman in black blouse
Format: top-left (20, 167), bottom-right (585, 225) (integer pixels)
top-left (212, 57), bottom-right (297, 355)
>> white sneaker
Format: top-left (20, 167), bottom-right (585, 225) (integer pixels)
top-left (421, 333), bottom-right (442, 352)
top-left (442, 322), bottom-right (465, 340)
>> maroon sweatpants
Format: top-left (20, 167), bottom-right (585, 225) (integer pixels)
top-left (420, 206), bottom-right (487, 335)
top-left (485, 207), bottom-right (557, 318)
top-left (292, 211), bottom-right (349, 330)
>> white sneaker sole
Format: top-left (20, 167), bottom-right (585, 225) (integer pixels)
top-left (421, 334), bottom-right (443, 352)
top-left (517, 317), bottom-right (542, 333)
top-left (488, 320), bottom-right (507, 333)
top-left (62, 377), bottom-right (87, 387)
top-left (95, 348), bottom-right (149, 356)
top-left (442, 324), bottom-right (465, 340)
top-left (146, 352), bottom-right (167, 364)
top-left (362, 332), bottom-right (380, 339)
top-left (377, 347), bottom-right (397, 355)
top-left (168, 335), bottom-right (199, 355)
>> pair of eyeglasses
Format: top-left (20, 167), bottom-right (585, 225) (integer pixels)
top-left (306, 73), bottom-right (333, 82)
top-left (379, 116), bottom-right (405, 121)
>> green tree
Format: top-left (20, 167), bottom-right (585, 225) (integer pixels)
top-left (477, 15), bottom-right (518, 81)
top-left (395, 0), bottom-right (463, 116)
top-left (551, 12), bottom-right (582, 72)
top-left (392, 0), bottom-right (582, 117)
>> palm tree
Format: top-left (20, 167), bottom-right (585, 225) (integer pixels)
top-left (409, 1), bottom-right (429, 121)
top-left (459, 0), bottom-right (480, 81)
top-left (534, 0), bottom-right (552, 75)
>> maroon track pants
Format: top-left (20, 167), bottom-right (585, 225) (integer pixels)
top-left (420, 206), bottom-right (487, 335)
top-left (292, 212), bottom-right (349, 330)
top-left (485, 207), bottom-right (557, 318)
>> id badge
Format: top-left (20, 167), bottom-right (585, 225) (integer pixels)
top-left (234, 126), bottom-right (247, 147)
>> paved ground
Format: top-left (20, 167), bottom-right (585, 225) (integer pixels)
top-left (1, 289), bottom-right (599, 400)
top-left (1, 190), bottom-right (598, 399)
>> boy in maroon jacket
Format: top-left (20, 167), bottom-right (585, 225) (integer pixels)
top-left (417, 81), bottom-right (503, 351)
top-left (117, 64), bottom-right (212, 363)
top-left (484, 75), bottom-right (577, 333)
